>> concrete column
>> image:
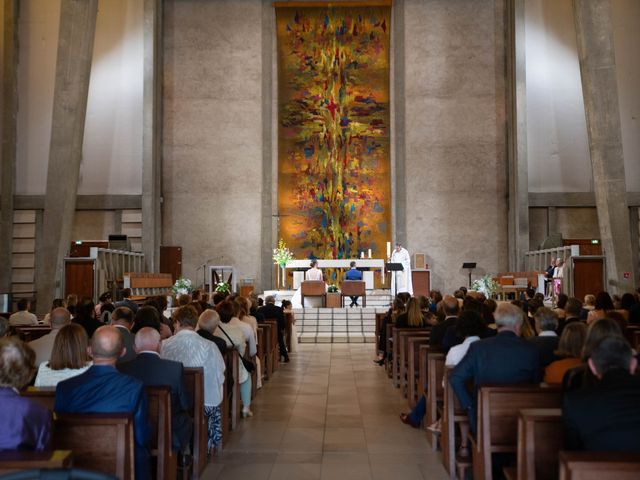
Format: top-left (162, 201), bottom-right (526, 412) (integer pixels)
top-left (630, 207), bottom-right (639, 287)
top-left (392, 0), bottom-right (406, 247)
top-left (573, 0), bottom-right (636, 293)
top-left (35, 0), bottom-right (97, 313)
top-left (142, 0), bottom-right (162, 272)
top-left (506, 0), bottom-right (529, 270)
top-left (0, 0), bottom-right (18, 294)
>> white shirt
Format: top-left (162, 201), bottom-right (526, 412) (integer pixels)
top-left (161, 329), bottom-right (225, 407)
top-left (215, 318), bottom-right (255, 384)
top-left (240, 315), bottom-right (259, 345)
top-left (539, 331), bottom-right (558, 337)
top-left (9, 310), bottom-right (38, 327)
top-left (34, 361), bottom-right (92, 387)
top-left (445, 336), bottom-right (480, 367)
top-left (305, 267), bottom-right (323, 281)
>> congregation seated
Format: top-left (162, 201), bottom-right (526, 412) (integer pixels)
top-left (94, 291), bottom-right (113, 320)
top-left (132, 304), bottom-right (171, 339)
top-left (9, 298), bottom-right (38, 327)
top-left (144, 295), bottom-right (174, 333)
top-left (395, 297), bottom-right (429, 329)
top-left (257, 296), bottom-right (289, 363)
top-left (586, 291), bottom-right (614, 324)
top-left (54, 325), bottom-right (150, 479)
top-left (528, 307), bottom-right (559, 367)
top-left (563, 317), bottom-right (622, 391)
top-left (429, 295), bottom-right (459, 348)
top-left (215, 300), bottom-right (255, 419)
top-left (0, 337), bottom-right (51, 451)
top-left (29, 307), bottom-right (71, 366)
top-left (34, 323), bottom-right (92, 387)
top-left (114, 288), bottom-right (139, 313)
top-left (42, 298), bottom-right (66, 326)
top-left (557, 296), bottom-right (584, 336)
top-left (563, 335), bottom-right (640, 452)
top-left (440, 296), bottom-right (495, 351)
top-left (111, 306), bottom-right (136, 364)
top-left (197, 309), bottom-right (228, 354)
top-left (373, 296), bottom-right (406, 365)
top-left (617, 292), bottom-right (636, 321)
top-left (544, 321), bottom-right (587, 386)
top-left (449, 303), bottom-right (542, 434)
top-left (65, 294), bottom-right (78, 317)
top-left (72, 297), bottom-right (103, 339)
top-left (118, 327), bottom-right (193, 453)
top-left (234, 296), bottom-right (259, 347)
top-left (162, 305), bottom-right (225, 453)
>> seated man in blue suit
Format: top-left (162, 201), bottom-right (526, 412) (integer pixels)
top-left (449, 303), bottom-right (541, 436)
top-left (344, 261), bottom-right (363, 307)
top-left (55, 326), bottom-right (150, 480)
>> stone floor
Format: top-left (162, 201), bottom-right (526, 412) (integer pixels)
top-left (201, 343), bottom-right (449, 480)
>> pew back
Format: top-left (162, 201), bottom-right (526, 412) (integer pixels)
top-left (0, 451), bottom-right (74, 475)
top-left (517, 408), bottom-right (563, 480)
top-left (146, 386), bottom-right (176, 480)
top-left (558, 451), bottom-right (640, 480)
top-left (183, 367), bottom-right (207, 475)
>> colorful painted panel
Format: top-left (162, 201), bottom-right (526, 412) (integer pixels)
top-left (276, 4), bottom-right (391, 261)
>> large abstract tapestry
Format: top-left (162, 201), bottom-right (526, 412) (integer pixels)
top-left (276, 3), bottom-right (391, 260)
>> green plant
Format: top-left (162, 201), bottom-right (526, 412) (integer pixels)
top-left (172, 277), bottom-right (193, 296)
top-left (471, 274), bottom-right (499, 297)
top-left (272, 239), bottom-right (294, 268)
top-left (327, 284), bottom-right (339, 293)
top-left (214, 282), bottom-right (231, 294)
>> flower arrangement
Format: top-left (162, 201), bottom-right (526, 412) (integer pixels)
top-left (471, 274), bottom-right (499, 297)
top-left (327, 284), bottom-right (339, 293)
top-left (172, 277), bottom-right (193, 296)
top-left (214, 282), bottom-right (231, 294)
top-left (273, 239), bottom-right (294, 268)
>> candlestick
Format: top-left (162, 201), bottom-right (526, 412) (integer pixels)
top-left (360, 251), bottom-right (365, 259)
top-left (368, 248), bottom-right (372, 258)
top-left (386, 241), bottom-right (391, 258)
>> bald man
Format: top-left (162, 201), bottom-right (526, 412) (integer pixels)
top-left (55, 326), bottom-right (151, 479)
top-left (118, 327), bottom-right (192, 452)
top-left (29, 307), bottom-right (71, 366)
top-left (197, 309), bottom-right (227, 355)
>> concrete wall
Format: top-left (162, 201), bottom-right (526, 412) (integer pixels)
top-left (162, 0), bottom-right (264, 287)
top-left (16, 0), bottom-right (143, 196)
top-left (403, 0), bottom-right (508, 292)
top-left (525, 0), bottom-right (640, 193)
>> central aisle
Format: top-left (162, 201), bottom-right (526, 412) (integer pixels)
top-left (202, 344), bottom-right (449, 480)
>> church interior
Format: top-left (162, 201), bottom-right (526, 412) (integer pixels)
top-left (1, 0), bottom-right (640, 478)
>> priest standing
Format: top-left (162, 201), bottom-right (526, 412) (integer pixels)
top-left (390, 243), bottom-right (413, 295)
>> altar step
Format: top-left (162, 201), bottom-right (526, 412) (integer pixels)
top-left (263, 288), bottom-right (393, 309)
top-left (294, 307), bottom-right (387, 344)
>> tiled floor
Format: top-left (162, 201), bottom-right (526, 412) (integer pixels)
top-left (202, 344), bottom-right (449, 480)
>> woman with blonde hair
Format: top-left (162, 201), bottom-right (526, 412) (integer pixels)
top-left (34, 324), bottom-right (92, 387)
top-left (395, 297), bottom-right (428, 328)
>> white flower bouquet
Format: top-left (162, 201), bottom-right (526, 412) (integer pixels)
top-left (172, 277), bottom-right (193, 296)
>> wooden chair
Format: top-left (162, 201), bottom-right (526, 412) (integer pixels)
top-left (425, 351), bottom-right (446, 451)
top-left (146, 386), bottom-right (177, 480)
top-left (182, 367), bottom-right (207, 476)
top-left (340, 280), bottom-right (366, 307)
top-left (301, 280), bottom-right (326, 307)
top-left (406, 336), bottom-right (432, 407)
top-left (53, 413), bottom-right (135, 479)
top-left (0, 451), bottom-right (74, 474)
top-left (558, 451), bottom-right (640, 480)
top-left (514, 408), bottom-right (563, 480)
top-left (471, 385), bottom-right (563, 480)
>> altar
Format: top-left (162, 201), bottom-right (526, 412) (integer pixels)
top-left (285, 259), bottom-right (386, 290)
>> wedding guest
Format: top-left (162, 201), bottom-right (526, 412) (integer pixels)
top-left (9, 298), bottom-right (38, 327)
top-left (586, 292), bottom-right (613, 324)
top-left (42, 298), bottom-right (66, 326)
top-left (544, 322), bottom-right (587, 386)
top-left (305, 260), bottom-right (323, 281)
top-left (34, 324), bottom-right (92, 387)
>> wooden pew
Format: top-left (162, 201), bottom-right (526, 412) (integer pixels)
top-left (558, 451), bottom-right (640, 480)
top-left (375, 312), bottom-right (386, 352)
top-left (224, 349), bottom-right (241, 432)
top-left (425, 350), bottom-right (446, 451)
top-left (260, 322), bottom-right (273, 379)
top-left (21, 386), bottom-right (56, 411)
top-left (471, 385), bottom-right (563, 480)
top-left (264, 319), bottom-right (280, 374)
top-left (284, 312), bottom-right (294, 351)
top-left (406, 335), bottom-right (432, 407)
top-left (14, 326), bottom-right (51, 343)
top-left (441, 367), bottom-right (471, 479)
top-left (53, 413), bottom-right (135, 479)
top-left (147, 386), bottom-right (177, 480)
top-left (0, 451), bottom-right (74, 474)
top-left (509, 408), bottom-right (563, 480)
top-left (257, 325), bottom-right (268, 382)
top-left (124, 272), bottom-right (173, 301)
top-left (393, 327), bottom-right (429, 389)
top-left (183, 367), bottom-right (207, 476)
top-left (385, 323), bottom-right (394, 378)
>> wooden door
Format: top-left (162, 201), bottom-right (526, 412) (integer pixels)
top-left (412, 270), bottom-right (430, 297)
top-left (160, 246), bottom-right (182, 283)
top-left (572, 257), bottom-right (604, 299)
top-left (65, 260), bottom-right (95, 299)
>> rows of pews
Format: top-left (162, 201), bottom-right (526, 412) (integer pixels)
top-left (375, 314), bottom-right (640, 480)
top-left (0, 318), bottom-right (285, 479)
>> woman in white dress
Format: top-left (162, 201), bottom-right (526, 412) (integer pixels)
top-left (305, 260), bottom-right (323, 281)
top-left (291, 260), bottom-right (326, 308)
top-left (34, 323), bottom-right (92, 387)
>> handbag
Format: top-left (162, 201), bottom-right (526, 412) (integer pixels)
top-left (218, 326), bottom-right (256, 374)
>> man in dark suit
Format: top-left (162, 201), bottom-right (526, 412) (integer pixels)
top-left (563, 335), bottom-right (640, 452)
top-left (429, 295), bottom-right (459, 347)
top-left (197, 309), bottom-right (227, 354)
top-left (111, 306), bottom-right (136, 364)
top-left (344, 261), bottom-right (364, 307)
top-left (557, 297), bottom-right (583, 336)
top-left (529, 307), bottom-right (559, 367)
top-left (118, 327), bottom-right (193, 452)
top-left (449, 303), bottom-right (541, 434)
top-left (115, 288), bottom-right (139, 314)
top-left (258, 296), bottom-right (289, 362)
top-left (55, 326), bottom-right (150, 479)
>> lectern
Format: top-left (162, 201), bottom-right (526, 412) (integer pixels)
top-left (386, 262), bottom-right (403, 298)
top-left (462, 262), bottom-right (476, 288)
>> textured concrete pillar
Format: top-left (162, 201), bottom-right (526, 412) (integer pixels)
top-left (392, 0), bottom-right (406, 247)
top-left (142, 0), bottom-right (162, 272)
top-left (507, 0), bottom-right (529, 270)
top-left (35, 0), bottom-right (97, 313)
top-left (630, 207), bottom-right (639, 287)
top-left (0, 0), bottom-right (18, 294)
top-left (573, 0), bottom-right (636, 293)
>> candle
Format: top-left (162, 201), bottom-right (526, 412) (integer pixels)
top-left (360, 251), bottom-right (365, 259)
top-left (386, 242), bottom-right (391, 258)
top-left (368, 248), bottom-right (372, 258)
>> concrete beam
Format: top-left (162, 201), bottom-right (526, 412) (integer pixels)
top-left (142, 0), bottom-right (162, 273)
top-left (573, 0), bottom-right (636, 293)
top-left (0, 0), bottom-right (18, 293)
top-left (35, 0), bottom-right (98, 313)
top-left (529, 191), bottom-right (640, 207)
top-left (506, 0), bottom-right (529, 270)
top-left (14, 195), bottom-right (142, 211)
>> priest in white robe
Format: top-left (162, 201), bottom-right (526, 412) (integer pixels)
top-left (390, 243), bottom-right (413, 295)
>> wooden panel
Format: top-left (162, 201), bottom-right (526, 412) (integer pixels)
top-left (572, 258), bottom-right (604, 300)
top-left (563, 239), bottom-right (602, 256)
top-left (69, 241), bottom-right (109, 257)
top-left (64, 260), bottom-right (94, 299)
top-left (160, 246), bottom-right (182, 284)
top-left (517, 408), bottom-right (563, 480)
top-left (559, 451), bottom-right (640, 480)
top-left (0, 451), bottom-right (74, 474)
top-left (412, 270), bottom-right (430, 297)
